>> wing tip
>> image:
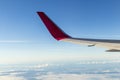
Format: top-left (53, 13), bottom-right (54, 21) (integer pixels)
top-left (37, 11), bottom-right (71, 41)
top-left (37, 12), bottom-right (44, 14)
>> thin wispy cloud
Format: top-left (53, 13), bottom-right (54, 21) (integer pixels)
top-left (0, 40), bottom-right (28, 43)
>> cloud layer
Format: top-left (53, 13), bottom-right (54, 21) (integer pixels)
top-left (0, 62), bottom-right (119, 80)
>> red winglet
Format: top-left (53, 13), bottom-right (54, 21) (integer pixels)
top-left (37, 12), bottom-right (71, 40)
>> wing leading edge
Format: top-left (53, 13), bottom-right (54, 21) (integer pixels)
top-left (37, 12), bottom-right (120, 52)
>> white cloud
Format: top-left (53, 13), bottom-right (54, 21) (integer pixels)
top-left (32, 64), bottom-right (49, 69)
top-left (78, 60), bottom-right (120, 64)
top-left (0, 75), bottom-right (26, 80)
top-left (36, 74), bottom-right (120, 80)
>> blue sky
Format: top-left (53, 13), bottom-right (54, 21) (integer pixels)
top-left (0, 0), bottom-right (120, 64)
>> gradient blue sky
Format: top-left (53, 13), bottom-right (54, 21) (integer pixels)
top-left (0, 0), bottom-right (120, 64)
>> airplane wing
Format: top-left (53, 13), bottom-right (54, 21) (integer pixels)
top-left (37, 12), bottom-right (120, 52)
